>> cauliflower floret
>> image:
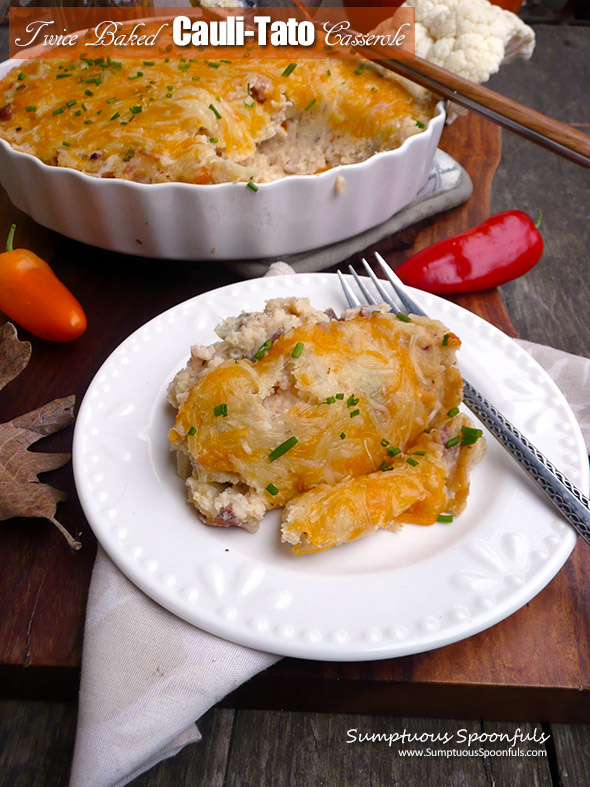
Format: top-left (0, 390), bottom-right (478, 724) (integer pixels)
top-left (402, 0), bottom-right (535, 84)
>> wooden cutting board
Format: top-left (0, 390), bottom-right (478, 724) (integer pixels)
top-left (0, 112), bottom-right (588, 720)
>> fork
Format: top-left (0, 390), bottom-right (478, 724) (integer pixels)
top-left (338, 253), bottom-right (590, 548)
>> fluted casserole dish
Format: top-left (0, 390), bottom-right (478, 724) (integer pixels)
top-left (0, 33), bottom-right (444, 259)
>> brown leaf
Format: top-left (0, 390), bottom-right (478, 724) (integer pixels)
top-left (0, 323), bottom-right (80, 550)
top-left (0, 322), bottom-right (31, 393)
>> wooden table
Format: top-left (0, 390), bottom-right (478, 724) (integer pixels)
top-left (1, 19), bottom-right (590, 787)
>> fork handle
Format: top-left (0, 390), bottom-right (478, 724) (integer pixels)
top-left (463, 379), bottom-right (590, 547)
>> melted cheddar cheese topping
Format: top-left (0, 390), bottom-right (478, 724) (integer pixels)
top-left (168, 299), bottom-right (486, 554)
top-left (0, 25), bottom-right (435, 184)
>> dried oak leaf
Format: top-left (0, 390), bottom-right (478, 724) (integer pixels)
top-left (0, 323), bottom-right (80, 550)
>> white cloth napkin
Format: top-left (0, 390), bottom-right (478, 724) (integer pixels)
top-left (69, 276), bottom-right (590, 787)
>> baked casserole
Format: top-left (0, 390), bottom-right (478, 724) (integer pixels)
top-left (168, 298), bottom-right (486, 554)
top-left (0, 25), bottom-right (435, 185)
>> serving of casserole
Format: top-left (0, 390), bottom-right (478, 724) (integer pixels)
top-left (168, 297), bottom-right (486, 553)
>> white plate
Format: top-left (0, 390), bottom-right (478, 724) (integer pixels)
top-left (73, 274), bottom-right (587, 661)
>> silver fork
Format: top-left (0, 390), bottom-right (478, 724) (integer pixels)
top-left (338, 253), bottom-right (590, 548)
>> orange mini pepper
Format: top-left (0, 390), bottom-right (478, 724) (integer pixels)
top-left (0, 225), bottom-right (86, 342)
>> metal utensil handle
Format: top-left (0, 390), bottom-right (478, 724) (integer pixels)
top-left (463, 379), bottom-right (590, 547)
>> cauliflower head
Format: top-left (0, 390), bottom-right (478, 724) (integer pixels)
top-left (401, 0), bottom-right (535, 84)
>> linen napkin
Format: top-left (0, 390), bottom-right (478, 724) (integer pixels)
top-left (69, 277), bottom-right (590, 787)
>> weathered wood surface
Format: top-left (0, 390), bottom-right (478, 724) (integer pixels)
top-left (0, 700), bottom-right (574, 787)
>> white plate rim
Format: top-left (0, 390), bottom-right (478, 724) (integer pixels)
top-left (73, 273), bottom-right (587, 661)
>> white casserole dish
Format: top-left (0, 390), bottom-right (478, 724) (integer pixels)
top-left (0, 57), bottom-right (444, 260)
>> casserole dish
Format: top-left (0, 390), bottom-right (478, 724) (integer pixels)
top-left (0, 54), bottom-right (444, 260)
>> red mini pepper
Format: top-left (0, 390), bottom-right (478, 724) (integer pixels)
top-left (396, 211), bottom-right (544, 295)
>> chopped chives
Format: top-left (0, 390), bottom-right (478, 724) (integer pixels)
top-left (166, 85), bottom-right (174, 91)
top-left (166, 93), bottom-right (172, 99)
top-left (81, 103), bottom-right (87, 111)
top-left (447, 407), bottom-right (460, 417)
top-left (220, 59), bottom-right (231, 64)
top-left (326, 396), bottom-right (336, 404)
top-left (291, 342), bottom-right (304, 358)
top-left (437, 514), bottom-right (453, 523)
top-left (381, 439), bottom-right (390, 446)
top-left (396, 312), bottom-right (411, 323)
top-left (371, 86), bottom-right (378, 93)
top-left (460, 426), bottom-right (483, 446)
top-left (413, 451), bottom-right (427, 456)
top-left (247, 181), bottom-right (258, 192)
top-left (128, 71), bottom-right (143, 80)
top-left (208, 61), bottom-right (220, 68)
top-left (17, 72), bottom-right (26, 81)
top-left (80, 76), bottom-right (101, 85)
top-left (105, 97), bottom-right (117, 103)
top-left (64, 65), bottom-right (75, 71)
top-left (84, 119), bottom-right (93, 125)
top-left (129, 106), bottom-right (142, 114)
top-left (327, 69), bottom-right (331, 76)
top-left (416, 119), bottom-right (425, 128)
top-left (244, 100), bottom-right (255, 108)
top-left (304, 99), bottom-right (316, 111)
top-left (253, 338), bottom-right (272, 360)
top-left (97, 109), bottom-right (103, 115)
top-left (143, 61), bottom-right (155, 66)
top-left (335, 393), bottom-right (344, 400)
top-left (340, 432), bottom-right (346, 439)
top-left (62, 141), bottom-right (70, 146)
top-left (446, 436), bottom-right (461, 448)
top-left (25, 105), bottom-right (37, 112)
top-left (269, 436), bottom-right (298, 462)
top-left (379, 460), bottom-right (392, 472)
top-left (52, 106), bottom-right (65, 115)
top-left (209, 103), bottom-right (222, 119)
top-left (110, 112), bottom-right (120, 121)
top-left (346, 395), bottom-right (359, 407)
top-left (282, 63), bottom-right (297, 77)
top-left (66, 100), bottom-right (77, 108)
top-left (209, 137), bottom-right (218, 144)
top-left (387, 446), bottom-right (401, 457)
top-left (350, 409), bottom-right (360, 418)
top-left (84, 89), bottom-right (94, 97)
top-left (266, 483), bottom-right (279, 496)
top-left (56, 73), bottom-right (72, 79)
top-left (407, 457), bottom-right (419, 466)
top-left (187, 427), bottom-right (196, 436)
top-left (74, 110), bottom-right (81, 116)
top-left (213, 403), bottom-right (228, 417)
top-left (442, 333), bottom-right (450, 346)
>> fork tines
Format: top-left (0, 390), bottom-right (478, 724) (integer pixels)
top-left (342, 253), bottom-right (427, 318)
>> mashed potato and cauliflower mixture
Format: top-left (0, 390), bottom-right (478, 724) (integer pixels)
top-left (0, 28), bottom-right (435, 185)
top-left (168, 299), bottom-right (486, 554)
